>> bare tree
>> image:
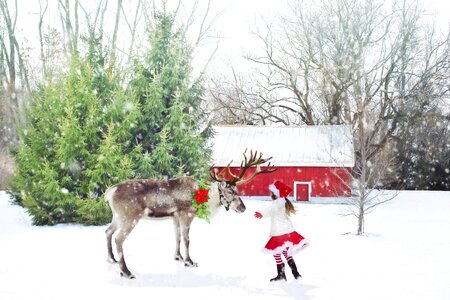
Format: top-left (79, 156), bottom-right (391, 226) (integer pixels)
top-left (333, 110), bottom-right (398, 235)
top-left (58, 0), bottom-right (80, 55)
top-left (211, 0), bottom-right (448, 125)
top-left (108, 0), bottom-right (123, 78)
top-left (79, 0), bottom-right (109, 40)
top-left (0, 0), bottom-right (30, 144)
top-left (38, 0), bottom-right (49, 78)
top-left (209, 67), bottom-right (296, 125)
top-left (121, 0), bottom-right (144, 67)
top-left (390, 22), bottom-right (450, 189)
top-left (308, 0), bottom-right (449, 234)
top-left (208, 17), bottom-right (315, 124)
top-left (209, 0), bottom-right (450, 233)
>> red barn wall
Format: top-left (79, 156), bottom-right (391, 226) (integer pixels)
top-left (214, 166), bottom-right (351, 200)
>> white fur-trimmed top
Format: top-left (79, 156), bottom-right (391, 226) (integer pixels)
top-left (260, 199), bottom-right (295, 236)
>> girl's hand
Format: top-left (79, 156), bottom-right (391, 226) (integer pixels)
top-left (254, 211), bottom-right (263, 219)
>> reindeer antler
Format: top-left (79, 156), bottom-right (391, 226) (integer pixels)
top-left (233, 149), bottom-right (277, 185)
top-left (210, 149), bottom-right (277, 185)
top-left (209, 166), bottom-right (229, 183)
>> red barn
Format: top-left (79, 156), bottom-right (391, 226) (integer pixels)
top-left (212, 125), bottom-right (354, 202)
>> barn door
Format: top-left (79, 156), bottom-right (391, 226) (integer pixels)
top-left (294, 181), bottom-right (311, 201)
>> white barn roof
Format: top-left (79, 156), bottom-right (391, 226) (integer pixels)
top-left (212, 125), bottom-right (354, 167)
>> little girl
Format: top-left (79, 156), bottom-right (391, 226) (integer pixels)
top-left (254, 180), bottom-right (308, 282)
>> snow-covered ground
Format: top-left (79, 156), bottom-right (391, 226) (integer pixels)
top-left (1, 190), bottom-right (449, 300)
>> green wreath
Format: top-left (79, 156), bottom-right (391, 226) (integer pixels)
top-left (192, 181), bottom-right (211, 223)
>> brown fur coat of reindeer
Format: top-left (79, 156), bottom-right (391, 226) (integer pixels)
top-left (105, 150), bottom-right (276, 278)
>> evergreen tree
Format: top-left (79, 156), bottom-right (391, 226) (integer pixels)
top-left (12, 38), bottom-right (138, 225)
top-left (392, 110), bottom-right (450, 190)
top-left (11, 10), bottom-right (213, 225)
top-left (129, 11), bottom-right (212, 180)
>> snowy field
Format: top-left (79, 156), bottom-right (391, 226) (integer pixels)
top-left (1, 190), bottom-right (449, 300)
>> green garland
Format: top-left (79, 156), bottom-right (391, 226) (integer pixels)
top-left (192, 180), bottom-right (211, 223)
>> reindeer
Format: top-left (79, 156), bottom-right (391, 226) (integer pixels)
top-left (104, 150), bottom-right (277, 279)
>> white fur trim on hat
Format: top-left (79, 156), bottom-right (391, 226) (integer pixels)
top-left (269, 183), bottom-right (280, 197)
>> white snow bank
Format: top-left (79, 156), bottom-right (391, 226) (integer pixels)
top-left (0, 190), bottom-right (449, 300)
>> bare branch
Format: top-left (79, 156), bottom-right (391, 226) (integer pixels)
top-left (122, 0), bottom-right (143, 67)
top-left (38, 0), bottom-right (49, 78)
top-left (108, 0), bottom-right (123, 78)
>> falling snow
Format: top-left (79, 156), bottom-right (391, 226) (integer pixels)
top-left (124, 102), bottom-right (134, 112)
top-left (68, 161), bottom-right (82, 175)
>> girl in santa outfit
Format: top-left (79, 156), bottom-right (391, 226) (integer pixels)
top-left (254, 180), bottom-right (308, 282)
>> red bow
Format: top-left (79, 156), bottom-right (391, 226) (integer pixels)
top-left (193, 189), bottom-right (209, 205)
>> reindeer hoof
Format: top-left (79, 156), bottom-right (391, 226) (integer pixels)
top-left (174, 254), bottom-right (183, 262)
top-left (107, 257), bottom-right (118, 264)
top-left (184, 261), bottom-right (198, 267)
top-left (120, 272), bottom-right (136, 279)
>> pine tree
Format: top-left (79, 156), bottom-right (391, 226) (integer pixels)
top-left (391, 101), bottom-right (450, 190)
top-left (11, 11), bottom-right (212, 225)
top-left (12, 37), bottom-right (139, 225)
top-left (129, 11), bottom-right (212, 180)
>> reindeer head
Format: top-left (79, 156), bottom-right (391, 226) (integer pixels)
top-left (210, 149), bottom-right (277, 213)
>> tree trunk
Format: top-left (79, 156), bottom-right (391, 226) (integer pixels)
top-left (38, 0), bottom-right (48, 79)
top-left (0, 0), bottom-right (29, 136)
top-left (124, 0), bottom-right (142, 68)
top-left (108, 0), bottom-right (122, 79)
top-left (59, 0), bottom-right (79, 55)
top-left (357, 196), bottom-right (365, 235)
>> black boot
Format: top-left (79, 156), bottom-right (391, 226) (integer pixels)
top-left (270, 264), bottom-right (287, 282)
top-left (287, 259), bottom-right (301, 279)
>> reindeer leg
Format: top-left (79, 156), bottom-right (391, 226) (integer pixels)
top-left (181, 214), bottom-right (198, 267)
top-left (115, 219), bottom-right (138, 279)
top-left (106, 220), bottom-right (118, 263)
top-left (173, 214), bottom-right (183, 262)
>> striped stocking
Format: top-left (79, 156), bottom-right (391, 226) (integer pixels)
top-left (273, 253), bottom-right (284, 265)
top-left (282, 250), bottom-right (293, 263)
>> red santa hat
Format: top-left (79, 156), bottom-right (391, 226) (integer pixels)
top-left (269, 181), bottom-right (292, 198)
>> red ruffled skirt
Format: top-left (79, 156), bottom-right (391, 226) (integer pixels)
top-left (263, 231), bottom-right (308, 255)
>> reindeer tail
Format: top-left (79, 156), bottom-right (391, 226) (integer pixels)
top-left (104, 186), bottom-right (117, 204)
